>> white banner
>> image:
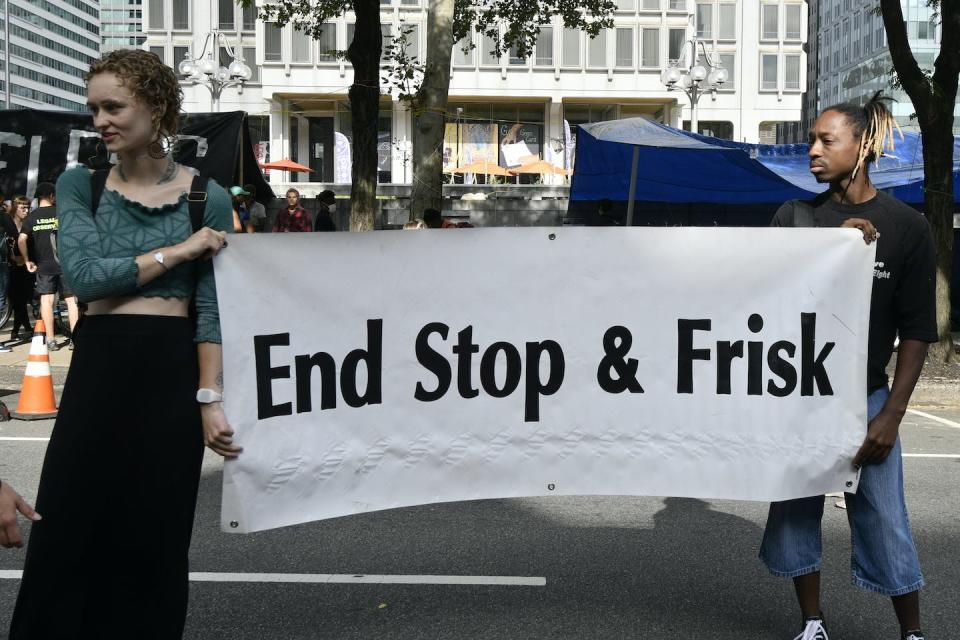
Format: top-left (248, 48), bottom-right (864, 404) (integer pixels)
top-left (216, 228), bottom-right (875, 533)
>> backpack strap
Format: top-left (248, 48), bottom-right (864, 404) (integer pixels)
top-left (89, 167), bottom-right (111, 215)
top-left (187, 174), bottom-right (209, 233)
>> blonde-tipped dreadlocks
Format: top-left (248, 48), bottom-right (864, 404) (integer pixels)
top-left (824, 91), bottom-right (904, 183)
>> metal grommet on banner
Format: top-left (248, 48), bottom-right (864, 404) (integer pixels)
top-left (547, 483), bottom-right (555, 491)
top-left (230, 520), bottom-right (239, 528)
top-left (845, 481), bottom-right (853, 488)
top-left (548, 233), bottom-right (556, 241)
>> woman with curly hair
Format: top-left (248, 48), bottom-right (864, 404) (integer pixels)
top-left (9, 49), bottom-right (240, 638)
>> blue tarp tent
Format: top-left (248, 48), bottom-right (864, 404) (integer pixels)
top-left (570, 117), bottom-right (960, 218)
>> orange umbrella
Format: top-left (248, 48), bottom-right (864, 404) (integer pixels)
top-left (259, 159), bottom-right (314, 173)
top-left (510, 159), bottom-right (571, 176)
top-left (451, 161), bottom-right (514, 177)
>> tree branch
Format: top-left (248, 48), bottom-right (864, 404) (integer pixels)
top-left (880, 0), bottom-right (932, 115)
top-left (931, 0), bottom-right (960, 101)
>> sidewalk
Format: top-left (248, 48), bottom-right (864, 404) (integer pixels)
top-left (0, 326), bottom-right (73, 369)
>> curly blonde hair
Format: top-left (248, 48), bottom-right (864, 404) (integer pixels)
top-left (86, 49), bottom-right (183, 150)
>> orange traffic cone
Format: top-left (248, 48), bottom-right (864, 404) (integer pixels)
top-left (12, 320), bottom-right (58, 420)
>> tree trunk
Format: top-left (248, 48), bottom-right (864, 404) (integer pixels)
top-left (347, 0), bottom-right (382, 231)
top-left (408, 0), bottom-right (455, 220)
top-left (921, 111), bottom-right (957, 362)
top-left (881, 0), bottom-right (958, 362)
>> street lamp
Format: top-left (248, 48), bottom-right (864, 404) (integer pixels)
top-left (178, 30), bottom-right (252, 112)
top-left (660, 35), bottom-right (728, 135)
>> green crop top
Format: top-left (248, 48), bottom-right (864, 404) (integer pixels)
top-left (56, 165), bottom-right (233, 344)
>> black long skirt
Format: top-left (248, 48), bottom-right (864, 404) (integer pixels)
top-left (10, 315), bottom-right (204, 640)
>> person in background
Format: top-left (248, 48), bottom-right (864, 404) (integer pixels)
top-left (5, 196), bottom-right (34, 347)
top-left (0, 191), bottom-right (12, 353)
top-left (273, 188), bottom-right (312, 232)
top-left (403, 219), bottom-right (426, 230)
top-left (422, 208), bottom-right (443, 229)
top-left (19, 182), bottom-right (80, 351)
top-left (243, 184), bottom-right (266, 233)
top-left (314, 190), bottom-right (337, 232)
top-left (229, 186), bottom-right (253, 234)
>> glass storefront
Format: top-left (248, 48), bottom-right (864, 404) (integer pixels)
top-left (442, 103), bottom-right (546, 184)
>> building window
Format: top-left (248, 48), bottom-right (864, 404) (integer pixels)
top-left (242, 46), bottom-right (259, 81)
top-left (218, 0), bottom-right (234, 30)
top-left (642, 0), bottom-right (660, 9)
top-left (381, 25), bottom-right (394, 62)
top-left (535, 27), bottom-right (553, 66)
top-left (264, 23), bottom-right (282, 61)
top-left (149, 45), bottom-right (166, 65)
top-left (481, 34), bottom-right (499, 66)
top-left (562, 28), bottom-right (581, 67)
top-left (696, 3), bottom-right (712, 38)
top-left (174, 45), bottom-right (189, 71)
top-left (317, 22), bottom-right (337, 62)
top-left (404, 24), bottom-right (421, 60)
top-left (172, 0), bottom-right (188, 30)
top-left (669, 0), bottom-right (685, 8)
top-left (761, 53), bottom-right (777, 90)
top-left (242, 2), bottom-right (256, 30)
top-left (588, 30), bottom-right (607, 68)
top-left (761, 3), bottom-right (778, 40)
top-left (785, 4), bottom-right (801, 40)
top-left (785, 54), bottom-right (800, 89)
top-left (641, 27), bottom-right (659, 67)
top-left (508, 42), bottom-right (526, 65)
top-left (148, 0), bottom-right (163, 29)
top-left (615, 27), bottom-right (634, 67)
top-left (668, 28), bottom-right (685, 63)
top-left (292, 28), bottom-right (311, 62)
top-left (617, 0), bottom-right (636, 10)
top-left (718, 52), bottom-right (734, 86)
top-left (718, 4), bottom-right (736, 40)
top-left (453, 36), bottom-right (474, 66)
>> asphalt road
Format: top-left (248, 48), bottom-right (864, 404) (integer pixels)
top-left (1, 392), bottom-right (958, 639)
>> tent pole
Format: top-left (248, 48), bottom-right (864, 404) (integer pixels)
top-left (625, 146), bottom-right (639, 226)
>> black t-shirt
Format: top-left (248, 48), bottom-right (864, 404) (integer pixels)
top-left (771, 190), bottom-right (937, 392)
top-left (21, 206), bottom-right (61, 275)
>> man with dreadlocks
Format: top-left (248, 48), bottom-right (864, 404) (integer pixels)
top-left (761, 92), bottom-right (936, 640)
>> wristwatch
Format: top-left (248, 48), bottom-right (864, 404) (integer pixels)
top-left (154, 251), bottom-right (168, 270)
top-left (196, 388), bottom-right (223, 404)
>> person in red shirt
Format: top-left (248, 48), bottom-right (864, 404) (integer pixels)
top-left (273, 188), bottom-right (313, 232)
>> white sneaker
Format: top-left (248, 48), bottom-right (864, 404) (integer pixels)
top-left (794, 619), bottom-right (829, 640)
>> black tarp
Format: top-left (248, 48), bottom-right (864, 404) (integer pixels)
top-left (0, 109), bottom-right (272, 203)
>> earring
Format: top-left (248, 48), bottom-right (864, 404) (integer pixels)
top-left (147, 133), bottom-right (174, 159)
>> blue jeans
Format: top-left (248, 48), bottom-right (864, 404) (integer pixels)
top-left (759, 387), bottom-right (924, 596)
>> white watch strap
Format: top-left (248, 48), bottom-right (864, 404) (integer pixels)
top-left (196, 388), bottom-right (223, 403)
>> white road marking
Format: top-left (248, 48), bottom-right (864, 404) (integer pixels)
top-left (0, 570), bottom-right (545, 586)
top-left (903, 453), bottom-right (960, 459)
top-left (0, 437), bottom-right (50, 441)
top-left (906, 409), bottom-right (960, 430)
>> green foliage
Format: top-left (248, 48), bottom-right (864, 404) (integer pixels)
top-left (382, 25), bottom-right (424, 101)
top-left (240, 0), bottom-right (349, 40)
top-left (242, 0), bottom-right (616, 96)
top-left (453, 0), bottom-right (616, 59)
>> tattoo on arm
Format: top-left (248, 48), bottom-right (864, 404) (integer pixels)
top-left (216, 372), bottom-right (223, 390)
